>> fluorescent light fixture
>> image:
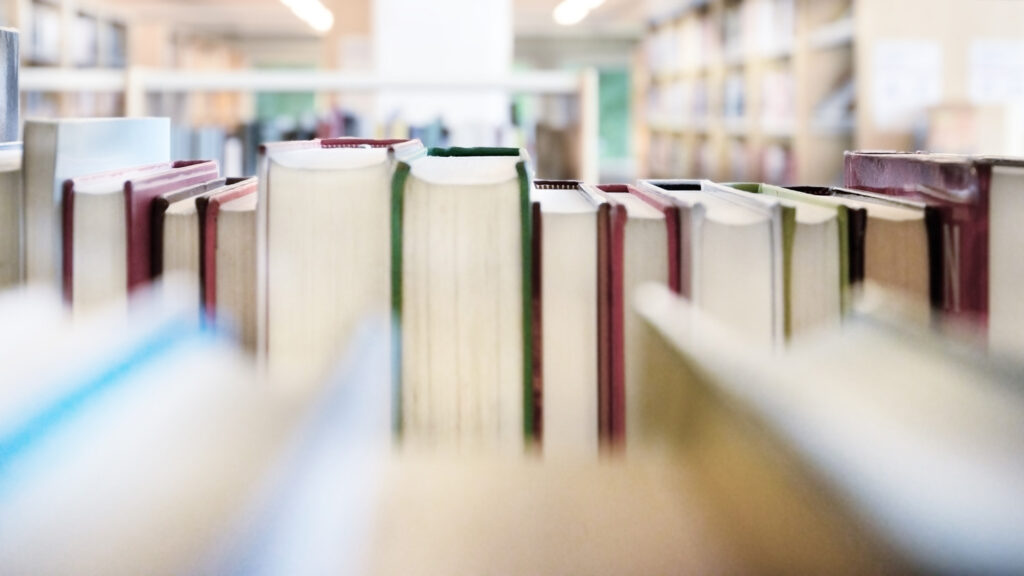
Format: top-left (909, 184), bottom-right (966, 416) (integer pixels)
top-left (281, 0), bottom-right (334, 33)
top-left (553, 0), bottom-right (606, 26)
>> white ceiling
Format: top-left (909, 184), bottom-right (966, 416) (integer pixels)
top-left (91, 0), bottom-right (645, 38)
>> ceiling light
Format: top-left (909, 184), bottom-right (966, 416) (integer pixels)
top-left (281, 0), bottom-right (334, 33)
top-left (553, 0), bottom-right (607, 26)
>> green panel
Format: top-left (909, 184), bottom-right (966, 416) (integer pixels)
top-left (599, 69), bottom-right (631, 160)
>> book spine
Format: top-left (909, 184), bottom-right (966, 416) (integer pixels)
top-left (596, 203), bottom-right (613, 444)
top-left (61, 180), bottom-right (74, 304)
top-left (630, 186), bottom-right (682, 294)
top-left (517, 161), bottom-right (535, 441)
top-left (390, 161), bottom-right (412, 438)
top-left (844, 154), bottom-right (988, 326)
top-left (531, 202), bottom-right (543, 442)
top-left (607, 204), bottom-right (627, 445)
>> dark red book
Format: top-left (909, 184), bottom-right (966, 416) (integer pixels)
top-left (595, 184), bottom-right (679, 446)
top-left (845, 152), bottom-right (1024, 353)
top-left (198, 178), bottom-right (258, 320)
top-left (150, 176), bottom-right (228, 278)
top-left (62, 160), bottom-right (220, 307)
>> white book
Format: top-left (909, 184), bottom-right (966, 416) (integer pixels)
top-left (532, 180), bottom-right (603, 457)
top-left (394, 150), bottom-right (530, 449)
top-left (720, 182), bottom-right (843, 338)
top-left (0, 142), bottom-right (21, 288)
top-left (640, 179), bottom-right (785, 348)
top-left (257, 138), bottom-right (425, 387)
top-left (23, 117), bottom-right (170, 286)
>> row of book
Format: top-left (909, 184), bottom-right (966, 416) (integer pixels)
top-left (4, 120), bottom-right (1023, 452)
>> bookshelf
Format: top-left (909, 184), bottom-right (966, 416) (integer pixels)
top-left (640, 0), bottom-right (1024, 184)
top-left (640, 0), bottom-right (853, 184)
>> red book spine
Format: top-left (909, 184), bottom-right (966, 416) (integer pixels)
top-left (629, 185), bottom-right (682, 294)
top-left (200, 181), bottom-right (258, 319)
top-left (61, 180), bottom-right (75, 305)
top-left (844, 154), bottom-right (989, 325)
top-left (124, 161), bottom-right (221, 293)
top-left (62, 162), bottom-right (174, 305)
top-left (596, 202), bottom-right (612, 445)
top-left (607, 203), bottom-right (627, 445)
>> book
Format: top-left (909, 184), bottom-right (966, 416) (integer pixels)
top-left (0, 28), bottom-right (17, 144)
top-left (62, 160), bottom-right (221, 312)
top-left (639, 179), bottom-right (785, 347)
top-left (0, 141), bottom-right (21, 288)
top-left (595, 184), bottom-right (675, 445)
top-left (844, 152), bottom-right (1024, 354)
top-left (724, 182), bottom-right (842, 337)
top-left (258, 138), bottom-right (425, 385)
top-left (531, 179), bottom-right (606, 455)
top-left (199, 178), bottom-right (258, 351)
top-left (787, 185), bottom-right (933, 323)
top-left (150, 176), bottom-right (228, 279)
top-left (635, 282), bottom-right (1024, 574)
top-left (23, 117), bottom-right (171, 286)
top-left (392, 147), bottom-right (531, 447)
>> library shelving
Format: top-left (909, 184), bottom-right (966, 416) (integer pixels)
top-left (638, 0), bottom-right (1024, 185)
top-left (639, 0), bottom-right (853, 184)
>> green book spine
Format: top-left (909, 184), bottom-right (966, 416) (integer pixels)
top-left (516, 161), bottom-right (534, 440)
top-left (427, 146), bottom-right (521, 157)
top-left (390, 161), bottom-right (411, 438)
top-left (389, 154), bottom-right (535, 441)
top-left (835, 205), bottom-right (851, 314)
top-left (780, 206), bottom-right (796, 340)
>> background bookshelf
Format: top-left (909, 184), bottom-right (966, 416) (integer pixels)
top-left (638, 0), bottom-right (1024, 184)
top-left (639, 0), bottom-right (852, 184)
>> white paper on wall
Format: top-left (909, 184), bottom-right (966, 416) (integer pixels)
top-left (969, 39), bottom-right (1024, 104)
top-left (871, 40), bottom-right (943, 131)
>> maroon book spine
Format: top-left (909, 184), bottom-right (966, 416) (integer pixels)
top-left (595, 185), bottom-right (630, 446)
top-left (844, 153), bottom-right (989, 325)
top-left (200, 179), bottom-right (258, 319)
top-left (124, 161), bottom-right (221, 293)
top-left (62, 162), bottom-right (174, 305)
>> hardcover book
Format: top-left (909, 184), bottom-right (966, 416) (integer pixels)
top-left (24, 117), bottom-right (171, 286)
top-left (0, 142), bottom-right (21, 288)
top-left (594, 184), bottom-right (673, 445)
top-left (531, 179), bottom-right (606, 454)
top-left (392, 147), bottom-right (531, 447)
top-left (62, 160), bottom-right (220, 311)
top-left (199, 178), bottom-right (258, 350)
top-left (258, 137), bottom-right (425, 385)
top-left (639, 179), bottom-right (785, 347)
top-left (845, 152), bottom-right (1024, 354)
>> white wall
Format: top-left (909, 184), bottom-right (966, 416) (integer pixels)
top-left (373, 0), bottom-right (513, 136)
